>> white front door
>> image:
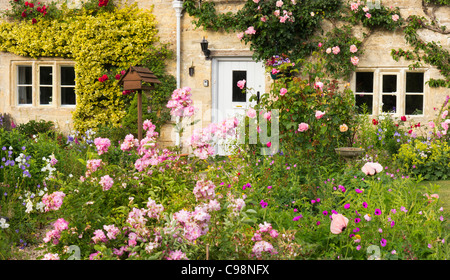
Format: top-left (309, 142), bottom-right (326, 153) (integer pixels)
top-left (212, 58), bottom-right (266, 155)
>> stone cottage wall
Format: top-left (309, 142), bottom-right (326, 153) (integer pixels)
top-left (0, 0), bottom-right (448, 145)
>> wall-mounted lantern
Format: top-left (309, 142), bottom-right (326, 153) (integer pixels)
top-left (200, 37), bottom-right (211, 59)
top-left (189, 62), bottom-right (195, 77)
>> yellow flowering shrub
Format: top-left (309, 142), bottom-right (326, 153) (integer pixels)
top-left (0, 4), bottom-right (173, 133)
top-left (394, 139), bottom-right (450, 180)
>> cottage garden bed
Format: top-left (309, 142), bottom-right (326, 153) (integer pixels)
top-left (1, 77), bottom-right (449, 260)
top-left (1, 0), bottom-right (450, 261)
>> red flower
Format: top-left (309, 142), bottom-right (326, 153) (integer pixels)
top-left (415, 122), bottom-right (421, 128)
top-left (98, 74), bottom-right (109, 83)
top-left (21, 10), bottom-right (27, 17)
top-left (24, 1), bottom-right (29, 6)
top-left (401, 116), bottom-right (406, 121)
top-left (372, 119), bottom-right (378, 125)
top-left (98, 0), bottom-right (109, 7)
top-left (115, 74), bottom-right (121, 80)
top-left (31, 18), bottom-right (37, 24)
top-left (408, 129), bottom-right (413, 134)
top-left (29, 3), bottom-right (34, 8)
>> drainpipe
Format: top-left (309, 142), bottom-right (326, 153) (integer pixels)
top-left (173, 0), bottom-right (184, 147)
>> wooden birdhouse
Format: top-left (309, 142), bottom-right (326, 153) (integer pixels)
top-left (117, 66), bottom-right (161, 91)
top-left (117, 66), bottom-right (161, 141)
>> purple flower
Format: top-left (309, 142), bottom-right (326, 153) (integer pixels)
top-left (344, 203), bottom-right (350, 209)
top-left (292, 215), bottom-right (302, 221)
top-left (374, 209), bottom-right (382, 215)
top-left (362, 202), bottom-right (368, 208)
top-left (380, 238), bottom-right (387, 247)
top-left (354, 218), bottom-right (361, 223)
top-left (355, 188), bottom-right (363, 193)
top-left (260, 200), bottom-right (268, 208)
top-left (323, 210), bottom-right (328, 216)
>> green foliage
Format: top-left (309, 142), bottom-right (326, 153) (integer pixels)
top-left (250, 54), bottom-right (358, 158)
top-left (395, 139), bottom-right (450, 181)
top-left (16, 119), bottom-right (56, 138)
top-left (184, 0), bottom-right (402, 79)
top-left (0, 2), bottom-right (175, 133)
top-left (391, 15), bottom-right (450, 88)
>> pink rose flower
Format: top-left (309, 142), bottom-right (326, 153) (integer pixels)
top-left (315, 110), bottom-right (325, 119)
top-left (245, 26), bottom-right (256, 35)
top-left (350, 44), bottom-right (358, 53)
top-left (314, 81), bottom-right (324, 91)
top-left (332, 46), bottom-right (340, 54)
top-left (351, 56), bottom-right (359, 65)
top-left (280, 88), bottom-right (288, 96)
top-left (392, 14), bottom-right (399, 21)
top-left (365, 13), bottom-right (371, 19)
top-left (237, 79), bottom-right (246, 89)
top-left (298, 122), bottom-right (309, 132)
top-left (247, 108), bottom-right (257, 119)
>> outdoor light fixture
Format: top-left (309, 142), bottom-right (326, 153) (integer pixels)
top-left (189, 62), bottom-right (195, 76)
top-left (200, 37), bottom-right (211, 59)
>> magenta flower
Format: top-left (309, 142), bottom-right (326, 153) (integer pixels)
top-left (292, 215), bottom-right (302, 221)
top-left (344, 203), bottom-right (350, 209)
top-left (362, 202), bottom-right (368, 208)
top-left (260, 200), bottom-right (268, 208)
top-left (380, 238), bottom-right (387, 247)
top-left (374, 208), bottom-right (382, 215)
top-left (354, 218), bottom-right (361, 223)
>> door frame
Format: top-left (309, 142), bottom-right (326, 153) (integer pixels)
top-left (211, 56), bottom-right (264, 125)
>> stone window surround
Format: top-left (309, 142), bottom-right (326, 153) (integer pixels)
top-left (11, 60), bottom-right (76, 108)
top-left (351, 66), bottom-right (429, 118)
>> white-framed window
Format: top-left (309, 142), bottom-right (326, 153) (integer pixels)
top-left (14, 61), bottom-right (76, 107)
top-left (17, 65), bottom-right (33, 105)
top-left (352, 68), bottom-right (426, 117)
top-left (60, 66), bottom-right (76, 106)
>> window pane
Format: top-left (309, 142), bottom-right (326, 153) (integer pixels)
top-left (18, 86), bottom-right (32, 104)
top-left (355, 94), bottom-right (373, 114)
top-left (382, 95), bottom-right (396, 113)
top-left (40, 87), bottom-right (52, 105)
top-left (18, 66), bottom-right (32, 85)
top-left (61, 87), bottom-right (76, 105)
top-left (406, 95), bottom-right (423, 115)
top-left (61, 66), bottom-right (75, 85)
top-left (406, 73), bottom-right (424, 93)
top-left (382, 75), bottom-right (397, 93)
top-left (355, 72), bottom-right (373, 93)
top-left (40, 66), bottom-right (53, 85)
top-left (232, 70), bottom-right (247, 102)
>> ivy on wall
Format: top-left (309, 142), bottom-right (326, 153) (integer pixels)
top-left (184, 0), bottom-right (449, 87)
top-left (390, 1), bottom-right (450, 88)
top-left (184, 0), bottom-right (402, 79)
top-left (0, 0), bottom-right (176, 133)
